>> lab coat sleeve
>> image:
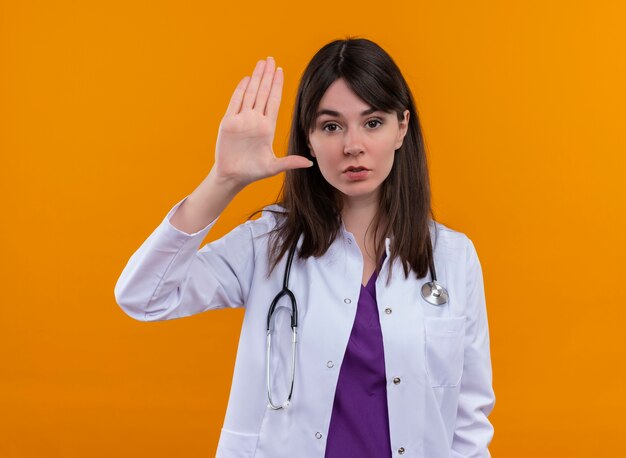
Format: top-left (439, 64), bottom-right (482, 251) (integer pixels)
top-left (451, 237), bottom-right (496, 458)
top-left (114, 195), bottom-right (256, 321)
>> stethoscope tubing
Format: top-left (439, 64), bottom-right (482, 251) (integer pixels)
top-left (266, 242), bottom-right (298, 410)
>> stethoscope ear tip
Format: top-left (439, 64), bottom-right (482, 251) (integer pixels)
top-left (266, 401), bottom-right (291, 410)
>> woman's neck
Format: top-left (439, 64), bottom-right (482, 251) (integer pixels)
top-left (342, 205), bottom-right (376, 236)
top-left (340, 193), bottom-right (382, 260)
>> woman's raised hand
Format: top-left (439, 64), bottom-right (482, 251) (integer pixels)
top-left (211, 57), bottom-right (313, 188)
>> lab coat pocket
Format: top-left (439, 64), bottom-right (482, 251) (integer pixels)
top-left (215, 427), bottom-right (259, 457)
top-left (423, 316), bottom-right (466, 388)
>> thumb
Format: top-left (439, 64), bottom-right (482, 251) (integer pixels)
top-left (274, 155), bottom-right (314, 173)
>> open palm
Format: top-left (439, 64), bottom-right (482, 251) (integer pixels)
top-left (212, 57), bottom-right (312, 187)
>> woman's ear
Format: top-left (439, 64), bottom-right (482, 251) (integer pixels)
top-left (394, 109), bottom-right (410, 150)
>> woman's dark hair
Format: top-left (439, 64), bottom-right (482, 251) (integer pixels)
top-left (250, 36), bottom-right (435, 285)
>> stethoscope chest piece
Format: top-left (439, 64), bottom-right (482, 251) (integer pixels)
top-left (420, 253), bottom-right (449, 306)
top-left (421, 280), bottom-right (449, 306)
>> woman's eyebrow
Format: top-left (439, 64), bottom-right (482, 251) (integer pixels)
top-left (315, 107), bottom-right (380, 118)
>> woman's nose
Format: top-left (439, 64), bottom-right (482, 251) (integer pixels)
top-left (344, 129), bottom-right (365, 156)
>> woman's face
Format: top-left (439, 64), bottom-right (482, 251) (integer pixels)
top-left (308, 78), bottom-right (410, 207)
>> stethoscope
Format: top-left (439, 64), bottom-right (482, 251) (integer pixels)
top-left (265, 240), bottom-right (298, 410)
top-left (265, 230), bottom-right (449, 410)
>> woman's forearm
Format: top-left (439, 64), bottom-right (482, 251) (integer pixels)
top-left (169, 168), bottom-right (245, 234)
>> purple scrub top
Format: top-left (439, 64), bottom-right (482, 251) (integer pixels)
top-left (325, 255), bottom-right (392, 458)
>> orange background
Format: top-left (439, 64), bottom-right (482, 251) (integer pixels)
top-left (1, 1), bottom-right (625, 456)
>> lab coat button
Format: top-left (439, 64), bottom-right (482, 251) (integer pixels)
top-left (398, 447), bottom-right (406, 454)
top-left (315, 432), bottom-right (323, 439)
top-left (393, 377), bottom-right (401, 385)
top-left (326, 361), bottom-right (334, 368)
top-left (384, 307), bottom-right (392, 314)
top-left (344, 298), bottom-right (351, 304)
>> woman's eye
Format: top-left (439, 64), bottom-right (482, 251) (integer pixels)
top-left (367, 119), bottom-right (383, 128)
top-left (322, 123), bottom-right (339, 132)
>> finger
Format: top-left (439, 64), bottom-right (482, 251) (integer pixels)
top-left (225, 75), bottom-right (250, 116)
top-left (253, 56), bottom-right (276, 112)
top-left (241, 59), bottom-right (266, 111)
top-left (272, 154), bottom-right (314, 174)
top-left (265, 66), bottom-right (283, 121)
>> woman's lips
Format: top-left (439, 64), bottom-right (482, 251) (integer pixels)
top-left (343, 167), bottom-right (370, 181)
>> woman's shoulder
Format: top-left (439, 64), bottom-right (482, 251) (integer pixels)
top-left (429, 219), bottom-right (476, 257)
top-left (241, 203), bottom-right (287, 239)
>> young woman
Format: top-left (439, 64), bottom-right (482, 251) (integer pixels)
top-left (115, 37), bottom-right (495, 458)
